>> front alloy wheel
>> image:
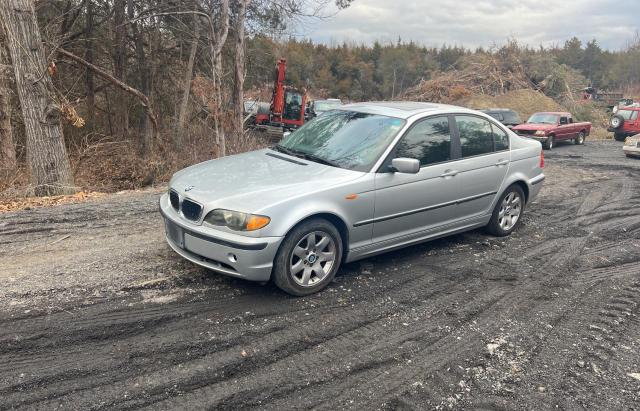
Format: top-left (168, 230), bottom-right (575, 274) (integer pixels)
top-left (574, 131), bottom-right (585, 145)
top-left (290, 231), bottom-right (337, 287)
top-left (273, 218), bottom-right (343, 296)
top-left (544, 136), bottom-right (554, 150)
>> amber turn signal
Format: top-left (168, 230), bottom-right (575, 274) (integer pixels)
top-left (345, 194), bottom-right (358, 200)
top-left (246, 215), bottom-right (271, 231)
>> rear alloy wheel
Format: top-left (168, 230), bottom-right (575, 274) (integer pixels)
top-left (486, 185), bottom-right (525, 237)
top-left (543, 136), bottom-right (554, 150)
top-left (273, 218), bottom-right (342, 296)
top-left (574, 131), bottom-right (585, 145)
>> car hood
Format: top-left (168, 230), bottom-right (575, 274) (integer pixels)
top-left (169, 149), bottom-right (365, 213)
top-left (512, 124), bottom-right (556, 132)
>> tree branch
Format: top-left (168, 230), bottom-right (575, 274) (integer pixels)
top-left (57, 48), bottom-right (159, 142)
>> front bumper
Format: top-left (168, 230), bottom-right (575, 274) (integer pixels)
top-left (518, 134), bottom-right (548, 142)
top-left (159, 194), bottom-right (283, 282)
top-left (623, 145), bottom-right (640, 157)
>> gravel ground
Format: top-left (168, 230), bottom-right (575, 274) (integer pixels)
top-left (1, 140), bottom-right (639, 410)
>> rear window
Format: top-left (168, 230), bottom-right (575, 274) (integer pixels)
top-left (618, 110), bottom-right (638, 120)
top-left (503, 111), bottom-right (521, 124)
top-left (486, 112), bottom-right (504, 121)
top-left (456, 115), bottom-right (495, 157)
top-left (492, 124), bottom-right (509, 151)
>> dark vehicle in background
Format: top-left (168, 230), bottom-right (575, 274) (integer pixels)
top-left (306, 99), bottom-right (343, 119)
top-left (512, 112), bottom-right (591, 150)
top-left (609, 107), bottom-right (640, 142)
top-left (480, 109), bottom-right (522, 129)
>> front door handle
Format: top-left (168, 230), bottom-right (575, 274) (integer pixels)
top-left (495, 159), bottom-right (509, 166)
top-left (440, 169), bottom-right (459, 178)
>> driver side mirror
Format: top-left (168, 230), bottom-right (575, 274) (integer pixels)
top-left (390, 158), bottom-right (420, 174)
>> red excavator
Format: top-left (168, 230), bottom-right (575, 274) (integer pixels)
top-left (253, 58), bottom-right (307, 139)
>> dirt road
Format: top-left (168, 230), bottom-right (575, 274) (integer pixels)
top-left (1, 141), bottom-right (639, 410)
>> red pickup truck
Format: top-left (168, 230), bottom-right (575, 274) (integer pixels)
top-left (512, 112), bottom-right (591, 150)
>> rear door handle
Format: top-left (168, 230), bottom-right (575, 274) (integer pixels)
top-left (495, 159), bottom-right (509, 166)
top-left (440, 169), bottom-right (459, 178)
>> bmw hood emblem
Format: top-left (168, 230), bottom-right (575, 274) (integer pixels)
top-left (184, 185), bottom-right (194, 192)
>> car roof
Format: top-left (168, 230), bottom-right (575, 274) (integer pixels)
top-left (480, 108), bottom-right (516, 113)
top-left (338, 101), bottom-right (477, 119)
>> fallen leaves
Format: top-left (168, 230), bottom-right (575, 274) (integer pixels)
top-left (0, 191), bottom-right (106, 213)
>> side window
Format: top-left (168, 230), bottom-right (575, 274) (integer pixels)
top-left (632, 111), bottom-right (638, 120)
top-left (560, 116), bottom-right (568, 125)
top-left (395, 116), bottom-right (451, 166)
top-left (492, 124), bottom-right (509, 151)
top-left (456, 115), bottom-right (494, 157)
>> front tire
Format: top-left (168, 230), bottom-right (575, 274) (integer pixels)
top-left (574, 131), bottom-right (585, 145)
top-left (486, 185), bottom-right (525, 237)
top-left (543, 136), bottom-right (554, 150)
top-left (273, 218), bottom-right (343, 296)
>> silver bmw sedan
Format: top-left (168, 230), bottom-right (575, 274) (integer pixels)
top-left (160, 102), bottom-right (545, 295)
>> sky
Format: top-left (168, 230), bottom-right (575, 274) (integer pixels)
top-left (302, 0), bottom-right (639, 50)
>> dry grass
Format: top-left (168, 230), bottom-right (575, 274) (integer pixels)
top-left (457, 89), bottom-right (565, 120)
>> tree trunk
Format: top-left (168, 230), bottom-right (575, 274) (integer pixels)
top-left (84, 0), bottom-right (95, 126)
top-left (0, 21), bottom-right (17, 170)
top-left (175, 13), bottom-right (200, 147)
top-left (210, 0), bottom-right (229, 156)
top-left (127, 0), bottom-right (151, 155)
top-left (113, 0), bottom-right (127, 136)
top-left (232, 0), bottom-right (250, 138)
top-left (0, 0), bottom-right (75, 196)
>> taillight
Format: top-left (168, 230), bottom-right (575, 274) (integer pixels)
top-left (539, 150), bottom-right (545, 168)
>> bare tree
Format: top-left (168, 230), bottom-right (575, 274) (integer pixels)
top-left (0, 0), bottom-right (75, 195)
top-left (84, 0), bottom-right (95, 126)
top-left (211, 0), bottom-right (230, 155)
top-left (232, 0), bottom-right (250, 137)
top-left (0, 21), bottom-right (16, 170)
top-left (58, 48), bottom-right (159, 143)
top-left (175, 8), bottom-right (201, 146)
top-left (113, 0), bottom-right (127, 136)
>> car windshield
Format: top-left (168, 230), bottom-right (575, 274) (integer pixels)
top-left (314, 101), bottom-right (342, 112)
top-left (275, 110), bottom-right (405, 172)
top-left (617, 109), bottom-right (637, 120)
top-left (527, 113), bottom-right (558, 125)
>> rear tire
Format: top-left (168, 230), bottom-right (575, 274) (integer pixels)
top-left (610, 114), bottom-right (624, 130)
top-left (486, 185), bottom-right (526, 237)
top-left (272, 218), bottom-right (343, 296)
top-left (574, 131), bottom-right (585, 145)
top-left (543, 136), bottom-right (554, 150)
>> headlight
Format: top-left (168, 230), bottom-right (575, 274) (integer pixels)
top-left (534, 130), bottom-right (546, 136)
top-left (204, 209), bottom-right (270, 231)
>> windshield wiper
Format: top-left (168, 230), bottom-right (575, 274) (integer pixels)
top-left (272, 144), bottom-right (297, 156)
top-left (296, 152), bottom-right (341, 168)
top-left (271, 145), bottom-right (340, 168)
